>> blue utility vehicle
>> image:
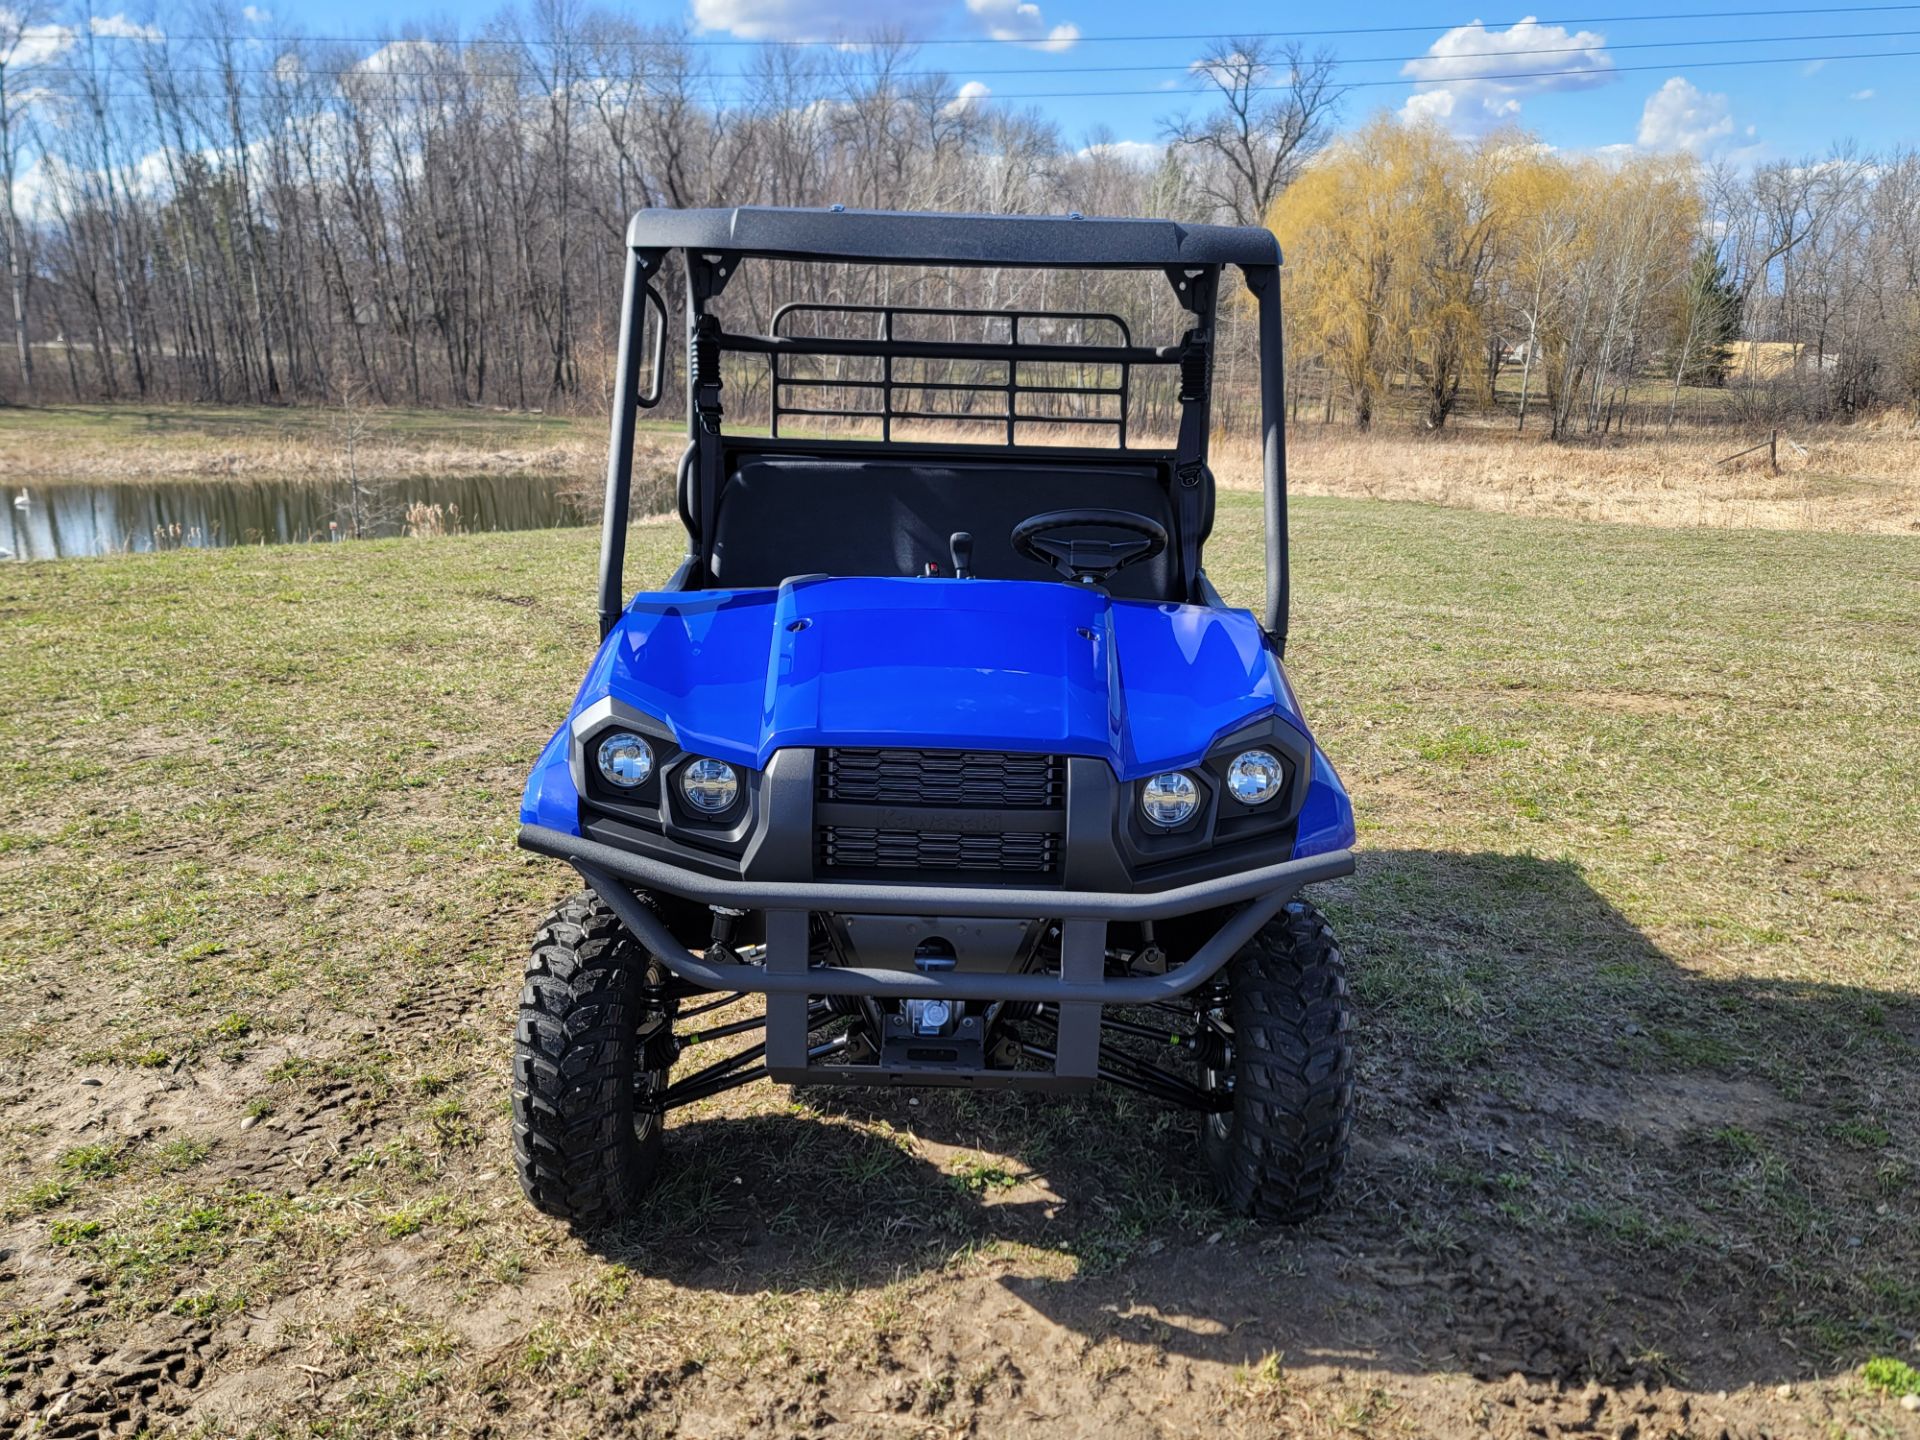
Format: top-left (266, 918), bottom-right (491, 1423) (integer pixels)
top-left (516, 206), bottom-right (1356, 1227)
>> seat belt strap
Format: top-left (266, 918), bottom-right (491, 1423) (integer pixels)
top-left (1173, 324), bottom-right (1212, 601)
top-left (691, 312), bottom-right (725, 557)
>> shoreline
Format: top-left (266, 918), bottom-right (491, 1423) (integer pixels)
top-left (5, 401), bottom-right (1917, 536)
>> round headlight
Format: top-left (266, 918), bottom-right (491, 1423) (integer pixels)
top-left (595, 732), bottom-right (653, 789)
top-left (1227, 749), bottom-right (1285, 806)
top-left (680, 757), bottom-right (740, 813)
top-left (1140, 771), bottom-right (1199, 828)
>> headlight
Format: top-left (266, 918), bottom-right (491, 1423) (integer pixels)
top-left (680, 757), bottom-right (740, 813)
top-left (595, 732), bottom-right (653, 789)
top-left (1226, 749), bottom-right (1285, 806)
top-left (1140, 771), bottom-right (1199, 827)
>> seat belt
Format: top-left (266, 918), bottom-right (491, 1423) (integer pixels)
top-left (691, 311), bottom-right (725, 566)
top-left (1173, 322), bottom-right (1213, 602)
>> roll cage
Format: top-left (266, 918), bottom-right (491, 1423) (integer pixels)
top-left (595, 205), bottom-right (1291, 646)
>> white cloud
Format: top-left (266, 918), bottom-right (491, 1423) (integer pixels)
top-left (1189, 51), bottom-right (1258, 89)
top-left (966, 0), bottom-right (1077, 52)
top-left (10, 155), bottom-right (59, 222)
top-left (15, 142), bottom-right (193, 222)
top-left (1400, 89), bottom-right (1457, 125)
top-left (692, 0), bottom-right (1076, 49)
top-left (351, 39), bottom-right (445, 75)
top-left (1636, 76), bottom-right (1734, 154)
top-left (0, 14), bottom-right (76, 67)
top-left (1801, 59), bottom-right (1827, 75)
top-left (88, 14), bottom-right (163, 41)
top-left (1850, 88), bottom-right (1876, 101)
top-left (1399, 17), bottom-right (1613, 133)
top-left (243, 5), bottom-right (271, 22)
top-left (943, 79), bottom-right (990, 115)
top-left (691, 0), bottom-right (901, 38)
top-left (1078, 138), bottom-right (1164, 167)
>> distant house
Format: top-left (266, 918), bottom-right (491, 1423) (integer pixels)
top-left (1726, 341), bottom-right (1842, 381)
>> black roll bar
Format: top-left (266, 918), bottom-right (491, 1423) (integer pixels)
top-left (597, 246), bottom-right (665, 639)
top-left (592, 219), bottom-right (1292, 659)
top-left (1245, 263), bottom-right (1289, 651)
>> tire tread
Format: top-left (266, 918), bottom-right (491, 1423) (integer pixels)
top-left (1207, 900), bottom-right (1354, 1223)
top-left (510, 890), bottom-right (664, 1227)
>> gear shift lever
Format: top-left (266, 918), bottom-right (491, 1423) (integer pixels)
top-left (949, 531), bottom-right (973, 579)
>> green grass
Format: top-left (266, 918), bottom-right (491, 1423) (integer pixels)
top-left (0, 494), bottom-right (1916, 1431)
top-left (1862, 1356), bottom-right (1920, 1397)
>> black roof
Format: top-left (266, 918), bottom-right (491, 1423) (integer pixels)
top-left (625, 206), bottom-right (1281, 269)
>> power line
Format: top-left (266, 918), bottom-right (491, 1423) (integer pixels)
top-left (45, 2), bottom-right (1920, 49)
top-left (49, 47), bottom-right (1915, 104)
top-left (29, 26), bottom-right (1920, 83)
top-left (1022, 45), bottom-right (1919, 98)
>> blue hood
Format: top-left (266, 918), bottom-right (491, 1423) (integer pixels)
top-left (568, 575), bottom-right (1305, 778)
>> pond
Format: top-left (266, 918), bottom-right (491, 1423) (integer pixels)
top-left (1, 472), bottom-right (596, 560)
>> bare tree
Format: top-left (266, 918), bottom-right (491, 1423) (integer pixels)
top-left (1161, 38), bottom-right (1342, 226)
top-left (0, 0), bottom-right (61, 398)
top-left (0, 0), bottom-right (1914, 438)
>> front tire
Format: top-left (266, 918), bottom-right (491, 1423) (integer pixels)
top-left (511, 890), bottom-right (669, 1227)
top-left (1201, 901), bottom-right (1353, 1222)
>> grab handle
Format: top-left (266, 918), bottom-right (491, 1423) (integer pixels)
top-left (636, 283), bottom-right (668, 409)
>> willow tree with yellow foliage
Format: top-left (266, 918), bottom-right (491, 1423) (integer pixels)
top-left (1270, 117), bottom-right (1702, 435)
top-left (1524, 155), bottom-right (1701, 438)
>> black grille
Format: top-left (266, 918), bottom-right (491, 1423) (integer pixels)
top-left (818, 748), bottom-right (1063, 808)
top-left (815, 747), bottom-right (1065, 879)
top-left (820, 827), bottom-right (1059, 874)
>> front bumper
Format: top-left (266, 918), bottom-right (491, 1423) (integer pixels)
top-left (519, 821), bottom-right (1353, 1005)
top-left (523, 821), bottom-right (1351, 1092)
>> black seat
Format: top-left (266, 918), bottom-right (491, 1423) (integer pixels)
top-left (707, 456), bottom-right (1181, 600)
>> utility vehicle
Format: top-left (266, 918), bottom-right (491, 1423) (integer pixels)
top-left (515, 206), bottom-right (1356, 1227)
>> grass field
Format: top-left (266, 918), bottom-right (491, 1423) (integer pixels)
top-left (2, 497), bottom-right (1918, 1437)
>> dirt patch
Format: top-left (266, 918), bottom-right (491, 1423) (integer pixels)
top-left (1525, 1073), bottom-right (1793, 1147)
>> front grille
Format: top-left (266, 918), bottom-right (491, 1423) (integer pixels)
top-left (815, 748), bottom-right (1066, 879)
top-left (820, 826), bottom-right (1059, 874)
top-left (819, 748), bottom-right (1063, 809)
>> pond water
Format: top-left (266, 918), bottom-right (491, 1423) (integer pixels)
top-left (1, 472), bottom-right (593, 560)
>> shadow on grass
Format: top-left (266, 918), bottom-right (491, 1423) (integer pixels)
top-left (583, 849), bottom-right (1918, 1389)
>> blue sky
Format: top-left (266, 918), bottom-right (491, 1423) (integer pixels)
top-left (273, 0), bottom-right (1914, 162)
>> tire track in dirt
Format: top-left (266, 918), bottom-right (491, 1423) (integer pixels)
top-left (1, 972), bottom-right (501, 1439)
top-left (6, 1317), bottom-right (220, 1440)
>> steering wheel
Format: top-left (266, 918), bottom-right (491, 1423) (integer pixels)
top-left (1011, 508), bottom-right (1169, 584)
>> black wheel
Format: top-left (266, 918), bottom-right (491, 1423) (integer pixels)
top-left (1200, 901), bottom-right (1353, 1222)
top-left (512, 890), bottom-right (671, 1227)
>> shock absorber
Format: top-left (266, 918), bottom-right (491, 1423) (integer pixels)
top-left (1196, 977), bottom-right (1234, 1072)
top-left (706, 905), bottom-right (744, 965)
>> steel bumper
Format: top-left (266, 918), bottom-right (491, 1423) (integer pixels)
top-left (518, 821), bottom-right (1354, 1005)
